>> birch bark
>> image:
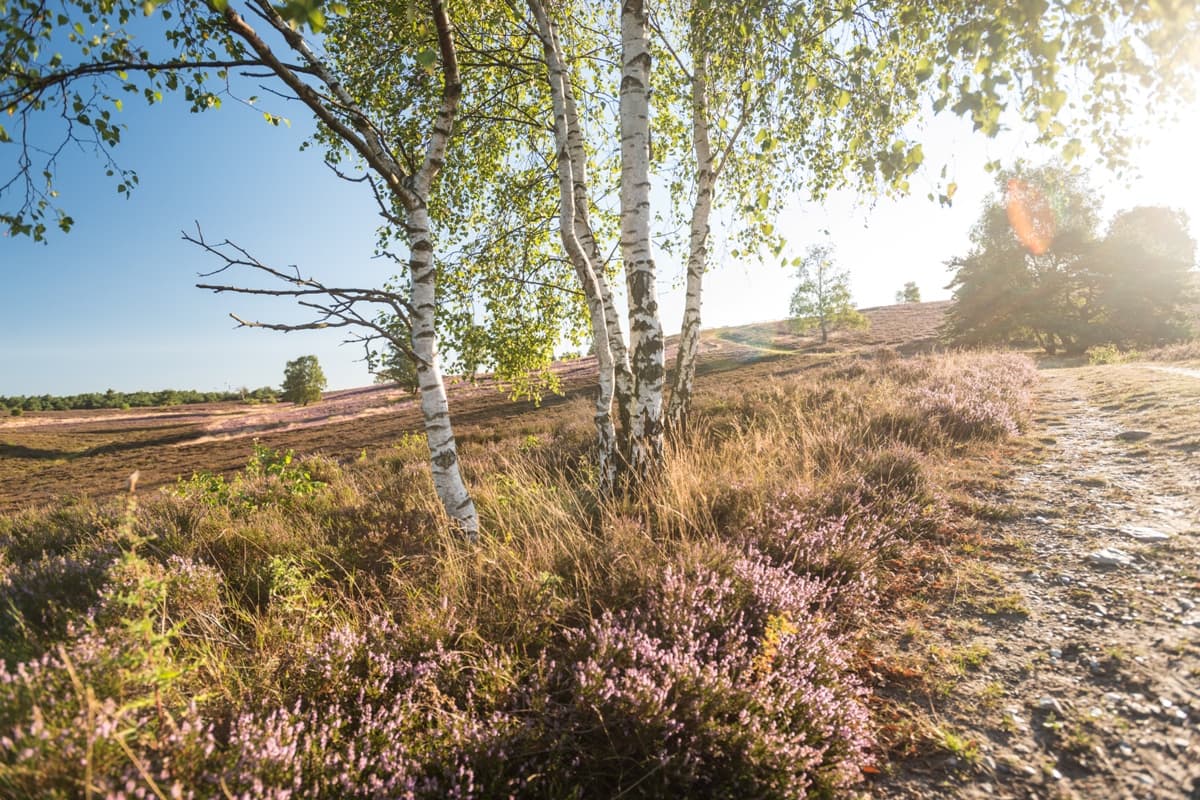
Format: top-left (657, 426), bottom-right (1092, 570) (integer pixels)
top-left (561, 72), bottom-right (635, 448)
top-left (665, 52), bottom-right (714, 435)
top-left (528, 0), bottom-right (619, 491)
top-left (402, 0), bottom-right (479, 537)
top-left (223, 0), bottom-right (478, 536)
top-left (619, 0), bottom-right (665, 477)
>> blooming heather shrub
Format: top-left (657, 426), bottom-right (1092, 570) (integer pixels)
top-left (1141, 338), bottom-right (1200, 361)
top-left (888, 353), bottom-right (1037, 442)
top-left (1, 617), bottom-right (524, 799)
top-left (746, 499), bottom-right (894, 616)
top-left (0, 545), bottom-right (117, 648)
top-left (1, 561), bottom-right (871, 799)
top-left (525, 560), bottom-right (872, 799)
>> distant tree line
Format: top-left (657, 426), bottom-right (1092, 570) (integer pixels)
top-left (944, 164), bottom-right (1198, 354)
top-left (0, 386), bottom-right (279, 415)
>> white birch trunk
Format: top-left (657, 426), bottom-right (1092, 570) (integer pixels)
top-left (224, 0), bottom-right (478, 536)
top-left (403, 2), bottom-right (479, 538)
top-left (407, 209), bottom-right (480, 538)
top-left (665, 53), bottom-right (715, 435)
top-left (620, 0), bottom-right (665, 477)
top-left (561, 77), bottom-right (635, 446)
top-left (528, 0), bottom-right (619, 491)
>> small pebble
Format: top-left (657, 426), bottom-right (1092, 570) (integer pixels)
top-left (1038, 696), bottom-right (1063, 713)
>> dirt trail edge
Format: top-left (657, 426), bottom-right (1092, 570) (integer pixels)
top-left (880, 362), bottom-right (1200, 800)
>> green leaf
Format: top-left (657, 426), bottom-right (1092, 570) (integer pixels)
top-left (415, 49), bottom-right (438, 71)
top-left (915, 57), bottom-right (934, 82)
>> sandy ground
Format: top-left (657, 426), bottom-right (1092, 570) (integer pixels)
top-left (878, 362), bottom-right (1200, 799)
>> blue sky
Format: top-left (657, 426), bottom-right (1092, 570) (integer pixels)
top-left (2, 68), bottom-right (1198, 396)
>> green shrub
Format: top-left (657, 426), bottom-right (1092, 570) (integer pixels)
top-left (1086, 343), bottom-right (1126, 364)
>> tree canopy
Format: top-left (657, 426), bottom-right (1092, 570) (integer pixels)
top-left (895, 282), bottom-right (921, 303)
top-left (281, 354), bottom-right (327, 404)
top-left (943, 165), bottom-right (1197, 352)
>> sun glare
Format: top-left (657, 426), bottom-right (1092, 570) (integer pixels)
top-left (1006, 178), bottom-right (1056, 255)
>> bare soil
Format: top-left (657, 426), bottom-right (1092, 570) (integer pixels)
top-left (876, 360), bottom-right (1200, 799)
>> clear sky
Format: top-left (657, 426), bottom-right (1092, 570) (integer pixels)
top-left (2, 71), bottom-right (1198, 396)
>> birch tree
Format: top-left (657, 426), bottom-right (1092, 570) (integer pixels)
top-left (652, 0), bottom-right (1200, 432)
top-left (788, 245), bottom-right (865, 343)
top-left (1, 0), bottom-right (489, 534)
top-left (619, 0), bottom-right (665, 477)
top-left (524, 0), bottom-right (627, 489)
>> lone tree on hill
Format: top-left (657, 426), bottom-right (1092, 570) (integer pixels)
top-left (789, 246), bottom-right (866, 344)
top-left (281, 356), bottom-right (327, 406)
top-left (895, 282), bottom-right (921, 303)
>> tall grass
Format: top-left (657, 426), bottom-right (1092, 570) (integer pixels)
top-left (0, 351), bottom-right (1036, 798)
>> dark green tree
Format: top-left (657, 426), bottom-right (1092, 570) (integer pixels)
top-left (280, 355), bottom-right (326, 406)
top-left (945, 167), bottom-right (1196, 352)
top-left (789, 245), bottom-right (866, 344)
top-left (942, 165), bottom-right (1100, 353)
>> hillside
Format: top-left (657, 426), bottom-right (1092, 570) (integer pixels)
top-left (0, 301), bottom-right (949, 512)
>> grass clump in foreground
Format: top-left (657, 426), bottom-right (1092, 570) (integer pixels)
top-left (0, 351), bottom-right (1037, 799)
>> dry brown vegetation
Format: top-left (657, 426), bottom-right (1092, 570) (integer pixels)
top-left (0, 301), bottom-right (950, 513)
top-left (0, 299), bottom-right (1045, 798)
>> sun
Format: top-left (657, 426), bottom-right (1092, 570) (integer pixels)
top-left (1116, 100), bottom-right (1200, 231)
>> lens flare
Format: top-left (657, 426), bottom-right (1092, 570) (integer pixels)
top-left (1005, 178), bottom-right (1056, 255)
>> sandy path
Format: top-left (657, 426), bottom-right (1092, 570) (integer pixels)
top-left (1147, 364), bottom-right (1200, 381)
top-left (880, 364), bottom-right (1200, 799)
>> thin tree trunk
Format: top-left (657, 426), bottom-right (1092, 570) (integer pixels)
top-left (220, 0), bottom-right (479, 536)
top-left (403, 0), bottom-right (479, 538)
top-left (528, 0), bottom-right (619, 491)
top-left (407, 208), bottom-right (480, 538)
top-left (666, 52), bottom-right (714, 436)
top-left (562, 80), bottom-right (635, 448)
top-left (619, 0), bottom-right (664, 479)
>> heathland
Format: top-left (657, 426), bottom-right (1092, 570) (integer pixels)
top-left (1, 301), bottom-right (1197, 798)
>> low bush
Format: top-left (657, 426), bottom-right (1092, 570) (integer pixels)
top-left (1086, 344), bottom-right (1127, 364)
top-left (1141, 339), bottom-right (1200, 362)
